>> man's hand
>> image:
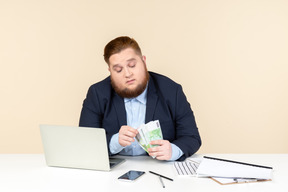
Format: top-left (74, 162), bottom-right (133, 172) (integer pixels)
top-left (118, 126), bottom-right (138, 147)
top-left (147, 140), bottom-right (172, 160)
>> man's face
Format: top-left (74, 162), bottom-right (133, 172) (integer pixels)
top-left (108, 48), bottom-right (149, 98)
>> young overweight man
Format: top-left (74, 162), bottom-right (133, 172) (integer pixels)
top-left (79, 36), bottom-right (201, 161)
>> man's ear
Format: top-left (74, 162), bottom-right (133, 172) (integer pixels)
top-left (142, 55), bottom-right (147, 65)
top-left (108, 64), bottom-right (111, 72)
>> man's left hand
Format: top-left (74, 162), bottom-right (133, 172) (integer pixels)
top-left (147, 140), bottom-right (172, 160)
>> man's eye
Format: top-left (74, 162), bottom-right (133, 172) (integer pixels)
top-left (114, 67), bottom-right (122, 73)
top-left (129, 63), bottom-right (136, 68)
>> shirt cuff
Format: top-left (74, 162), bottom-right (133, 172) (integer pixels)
top-left (169, 143), bottom-right (184, 161)
top-left (109, 133), bottom-right (124, 154)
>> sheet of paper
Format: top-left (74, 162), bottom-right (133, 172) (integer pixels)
top-left (196, 157), bottom-right (273, 179)
top-left (174, 161), bottom-right (199, 176)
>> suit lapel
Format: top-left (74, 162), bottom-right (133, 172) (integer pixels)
top-left (145, 76), bottom-right (158, 123)
top-left (112, 93), bottom-right (127, 126)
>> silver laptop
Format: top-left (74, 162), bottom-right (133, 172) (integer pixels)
top-left (40, 125), bottom-right (125, 171)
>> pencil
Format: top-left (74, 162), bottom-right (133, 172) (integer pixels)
top-left (159, 176), bottom-right (165, 188)
top-left (149, 171), bottom-right (174, 181)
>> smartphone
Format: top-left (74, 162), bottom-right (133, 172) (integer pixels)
top-left (118, 170), bottom-right (145, 182)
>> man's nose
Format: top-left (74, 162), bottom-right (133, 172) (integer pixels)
top-left (124, 67), bottom-right (132, 77)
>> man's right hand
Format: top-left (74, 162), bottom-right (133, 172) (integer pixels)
top-left (118, 126), bottom-right (139, 147)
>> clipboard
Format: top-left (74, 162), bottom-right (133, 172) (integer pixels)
top-left (196, 156), bottom-right (273, 182)
top-left (210, 177), bottom-right (272, 185)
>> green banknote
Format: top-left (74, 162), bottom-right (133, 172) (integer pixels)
top-left (136, 120), bottom-right (163, 152)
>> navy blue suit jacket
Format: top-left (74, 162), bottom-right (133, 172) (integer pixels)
top-left (79, 72), bottom-right (201, 161)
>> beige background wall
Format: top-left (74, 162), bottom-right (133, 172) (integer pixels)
top-left (0, 0), bottom-right (287, 154)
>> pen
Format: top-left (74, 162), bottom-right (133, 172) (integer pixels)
top-left (159, 176), bottom-right (165, 188)
top-left (149, 171), bottom-right (174, 181)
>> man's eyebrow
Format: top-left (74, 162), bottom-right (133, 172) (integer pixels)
top-left (112, 58), bottom-right (136, 68)
top-left (112, 64), bottom-right (122, 69)
top-left (127, 58), bottom-right (136, 62)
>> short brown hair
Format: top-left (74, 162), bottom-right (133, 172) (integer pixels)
top-left (104, 36), bottom-right (142, 64)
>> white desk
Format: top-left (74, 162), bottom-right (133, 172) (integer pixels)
top-left (0, 154), bottom-right (287, 192)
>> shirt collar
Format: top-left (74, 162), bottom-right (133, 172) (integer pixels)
top-left (124, 85), bottom-right (148, 104)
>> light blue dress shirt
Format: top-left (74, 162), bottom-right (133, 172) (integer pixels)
top-left (109, 86), bottom-right (183, 161)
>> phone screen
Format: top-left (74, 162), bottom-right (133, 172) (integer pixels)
top-left (118, 170), bottom-right (145, 181)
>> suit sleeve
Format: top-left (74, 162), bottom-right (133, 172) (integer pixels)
top-left (78, 85), bottom-right (118, 156)
top-left (172, 85), bottom-right (201, 161)
top-left (79, 85), bottom-right (103, 128)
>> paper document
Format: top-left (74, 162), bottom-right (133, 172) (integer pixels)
top-left (196, 156), bottom-right (273, 179)
top-left (174, 161), bottom-right (199, 176)
top-left (136, 120), bottom-right (163, 152)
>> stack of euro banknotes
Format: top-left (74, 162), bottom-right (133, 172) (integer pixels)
top-left (136, 120), bottom-right (163, 152)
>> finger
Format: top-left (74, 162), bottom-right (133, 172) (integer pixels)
top-left (119, 139), bottom-right (134, 147)
top-left (149, 151), bottom-right (166, 159)
top-left (150, 151), bottom-right (171, 161)
top-left (150, 140), bottom-right (163, 146)
top-left (147, 145), bottom-right (160, 153)
top-left (135, 129), bottom-right (139, 135)
top-left (126, 130), bottom-right (138, 137)
top-left (120, 130), bottom-right (136, 139)
top-left (119, 135), bottom-right (135, 146)
top-left (122, 127), bottom-right (138, 137)
top-left (126, 126), bottom-right (138, 133)
top-left (119, 140), bottom-right (132, 147)
top-left (120, 135), bottom-right (135, 142)
top-left (148, 151), bottom-right (159, 158)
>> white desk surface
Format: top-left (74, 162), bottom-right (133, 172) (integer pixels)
top-left (0, 154), bottom-right (287, 192)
